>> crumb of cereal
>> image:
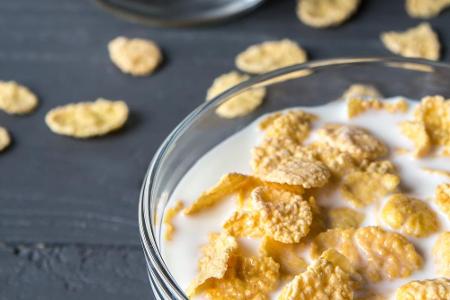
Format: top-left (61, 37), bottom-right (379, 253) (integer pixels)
top-left (163, 200), bottom-right (184, 241)
top-left (45, 98), bottom-right (128, 138)
top-left (433, 232), bottom-right (450, 277)
top-left (0, 127), bottom-right (11, 152)
top-left (435, 183), bottom-right (450, 220)
top-left (206, 71), bottom-right (266, 119)
top-left (400, 121), bottom-right (431, 157)
top-left (395, 278), bottom-right (450, 300)
top-left (406, 0), bottom-right (450, 18)
top-left (342, 84), bottom-right (382, 101)
top-left (380, 23), bottom-right (440, 60)
top-left (252, 186), bottom-right (313, 243)
top-left (235, 39), bottom-right (307, 74)
top-left (327, 207), bottom-right (365, 229)
top-left (347, 97), bottom-right (409, 118)
top-left (223, 209), bottom-right (263, 238)
top-left (108, 36), bottom-right (161, 76)
top-left (381, 194), bottom-right (439, 238)
top-left (297, 0), bottom-right (361, 28)
top-left (0, 81), bottom-right (38, 114)
top-left (422, 167), bottom-right (450, 178)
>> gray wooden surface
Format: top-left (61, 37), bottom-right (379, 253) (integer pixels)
top-left (0, 0), bottom-right (449, 299)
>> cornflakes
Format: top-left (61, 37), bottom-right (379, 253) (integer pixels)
top-left (206, 71), bottom-right (266, 119)
top-left (235, 39), bottom-right (307, 74)
top-left (252, 187), bottom-right (312, 243)
top-left (108, 36), bottom-right (161, 76)
top-left (421, 167), bottom-right (450, 179)
top-left (0, 81), bottom-right (38, 114)
top-left (400, 121), bottom-right (431, 157)
top-left (163, 200), bottom-right (184, 241)
top-left (307, 143), bottom-right (356, 179)
top-left (278, 249), bottom-right (355, 300)
top-left (297, 0), bottom-right (360, 28)
top-left (0, 126), bottom-right (11, 151)
top-left (223, 210), bottom-right (263, 238)
top-left (395, 278), bottom-right (450, 300)
top-left (347, 97), bottom-right (409, 118)
top-left (342, 84), bottom-right (382, 101)
top-left (327, 207), bottom-right (364, 229)
top-left (433, 232), bottom-right (450, 277)
top-left (435, 183), bottom-right (450, 220)
top-left (381, 194), bottom-right (439, 237)
top-left (406, 0), bottom-right (450, 18)
top-left (380, 23), bottom-right (440, 60)
top-left (45, 98), bottom-right (129, 138)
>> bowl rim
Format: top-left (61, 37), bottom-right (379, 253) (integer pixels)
top-left (138, 56), bottom-right (450, 299)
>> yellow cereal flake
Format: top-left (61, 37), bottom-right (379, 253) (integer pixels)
top-left (307, 143), bottom-right (356, 179)
top-left (380, 23), bottom-right (440, 60)
top-left (259, 237), bottom-right (307, 277)
top-left (235, 39), bottom-right (307, 74)
top-left (421, 167), bottom-right (450, 179)
top-left (400, 121), bottom-right (431, 157)
top-left (342, 84), bottom-right (382, 101)
top-left (206, 71), bottom-right (266, 119)
top-left (108, 36), bottom-right (161, 76)
top-left (297, 0), bottom-right (360, 28)
top-left (252, 187), bottom-right (313, 243)
top-left (381, 194), bottom-right (439, 237)
top-left (184, 173), bottom-right (253, 215)
top-left (278, 249), bottom-right (355, 300)
top-left (163, 200), bottom-right (184, 241)
top-left (0, 127), bottom-right (11, 152)
top-left (187, 232), bottom-right (238, 297)
top-left (395, 278), bottom-right (450, 300)
top-left (223, 210), bottom-right (263, 238)
top-left (406, 0), bottom-right (450, 18)
top-left (347, 97), bottom-right (409, 118)
top-left (202, 255), bottom-right (279, 300)
top-left (45, 98), bottom-right (128, 138)
top-left (433, 232), bottom-right (450, 277)
top-left (327, 207), bottom-right (365, 229)
top-left (435, 183), bottom-right (450, 220)
top-left (0, 81), bottom-right (38, 114)
top-left (317, 124), bottom-right (388, 162)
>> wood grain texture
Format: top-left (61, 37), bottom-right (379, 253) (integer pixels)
top-left (0, 0), bottom-right (449, 299)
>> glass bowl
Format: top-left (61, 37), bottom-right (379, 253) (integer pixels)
top-left (139, 57), bottom-right (450, 299)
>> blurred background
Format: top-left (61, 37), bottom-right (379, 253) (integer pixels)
top-left (0, 0), bottom-right (449, 299)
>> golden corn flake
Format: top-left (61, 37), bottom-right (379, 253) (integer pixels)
top-left (395, 278), bottom-right (450, 300)
top-left (252, 187), bottom-right (312, 243)
top-left (187, 232), bottom-right (238, 297)
top-left (327, 207), bottom-right (365, 229)
top-left (163, 200), bottom-right (184, 241)
top-left (307, 143), bottom-right (356, 179)
top-left (347, 97), bottom-right (409, 119)
top-left (406, 0), bottom-right (450, 18)
top-left (278, 249), bottom-right (355, 300)
top-left (380, 23), bottom-right (440, 61)
top-left (206, 71), bottom-right (266, 119)
top-left (235, 39), bottom-right (307, 74)
top-left (297, 0), bottom-right (360, 28)
top-left (435, 183), bottom-right (450, 220)
top-left (421, 167), bottom-right (450, 179)
top-left (381, 194), bottom-right (439, 238)
top-left (45, 98), bottom-right (128, 138)
top-left (0, 127), bottom-right (11, 152)
top-left (433, 232), bottom-right (450, 277)
top-left (223, 210), bottom-right (263, 238)
top-left (317, 124), bottom-right (388, 162)
top-left (202, 255), bottom-right (279, 300)
top-left (0, 81), bottom-right (38, 114)
top-left (400, 121), bottom-right (431, 157)
top-left (260, 237), bottom-right (307, 277)
top-left (342, 84), bottom-right (382, 101)
top-left (108, 36), bottom-right (161, 76)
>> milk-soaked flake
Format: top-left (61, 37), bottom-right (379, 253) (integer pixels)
top-left (435, 183), bottom-right (450, 220)
top-left (0, 81), bottom-right (38, 114)
top-left (406, 0), bottom-right (450, 18)
top-left (297, 0), bottom-right (360, 28)
top-left (432, 232), bottom-right (450, 277)
top-left (395, 278), bottom-right (450, 300)
top-left (0, 127), bottom-right (11, 151)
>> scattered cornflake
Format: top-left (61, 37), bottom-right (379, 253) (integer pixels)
top-left (327, 207), bottom-right (365, 229)
top-left (223, 209), bottom-right (263, 238)
top-left (0, 126), bottom-right (11, 151)
top-left (202, 255), bottom-right (279, 300)
top-left (184, 173), bottom-right (253, 215)
top-left (297, 0), bottom-right (361, 28)
top-left (381, 194), bottom-right (439, 237)
top-left (435, 183), bottom-right (450, 220)
top-left (342, 84), bottom-right (382, 101)
top-left (400, 121), bottom-right (431, 157)
top-left (433, 232), bottom-right (450, 277)
top-left (45, 98), bottom-right (128, 138)
top-left (163, 200), bottom-right (184, 241)
top-left (278, 249), bottom-right (355, 300)
top-left (347, 97), bottom-right (409, 118)
top-left (317, 124), bottom-right (388, 162)
top-left (108, 36), bottom-right (161, 76)
top-left (0, 81), bottom-right (38, 114)
top-left (252, 187), bottom-right (312, 243)
top-left (260, 237), bottom-right (307, 277)
top-left (307, 143), bottom-right (356, 179)
top-left (395, 278), bottom-right (450, 300)
top-left (206, 71), bottom-right (266, 119)
top-left (380, 23), bottom-right (440, 60)
top-left (406, 0), bottom-right (450, 18)
top-left (235, 39), bottom-right (307, 74)
top-left (187, 232), bottom-right (238, 297)
top-left (422, 167), bottom-right (450, 178)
